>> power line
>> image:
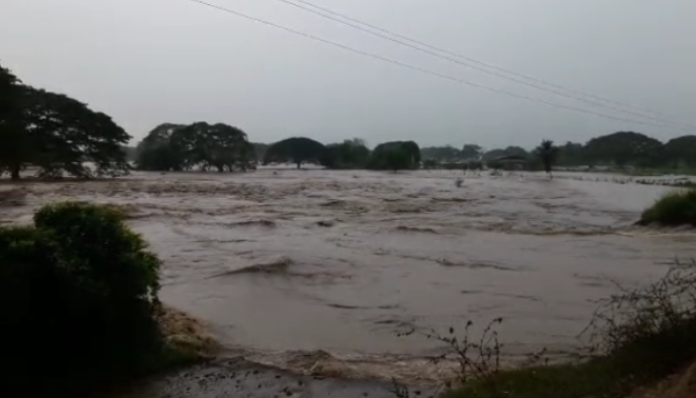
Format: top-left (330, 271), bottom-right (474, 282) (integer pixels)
top-left (181, 0), bottom-right (693, 131)
top-left (281, 0), bottom-right (694, 130)
top-left (270, 0), bottom-right (695, 130)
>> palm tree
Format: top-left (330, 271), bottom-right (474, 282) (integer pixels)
top-left (535, 139), bottom-right (559, 179)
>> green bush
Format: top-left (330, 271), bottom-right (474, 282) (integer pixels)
top-left (638, 189), bottom-right (696, 226)
top-left (0, 202), bottom-right (163, 396)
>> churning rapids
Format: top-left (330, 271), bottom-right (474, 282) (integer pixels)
top-left (2, 169), bottom-right (695, 385)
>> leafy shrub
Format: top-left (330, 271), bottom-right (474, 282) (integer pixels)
top-left (638, 189), bottom-right (696, 226)
top-left (585, 259), bottom-right (696, 383)
top-left (0, 202), bottom-right (163, 395)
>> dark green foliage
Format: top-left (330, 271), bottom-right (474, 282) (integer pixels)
top-left (638, 189), bottom-right (696, 226)
top-left (0, 202), bottom-right (164, 396)
top-left (662, 135), bottom-right (696, 169)
top-left (384, 148), bottom-right (411, 172)
top-left (584, 131), bottom-right (663, 168)
top-left (368, 140), bottom-right (421, 170)
top-left (135, 122), bottom-right (254, 171)
top-left (264, 136), bottom-right (327, 169)
top-left (136, 123), bottom-right (186, 171)
top-left (534, 139), bottom-right (559, 175)
top-left (323, 138), bottom-right (370, 169)
top-left (0, 62), bottom-right (131, 180)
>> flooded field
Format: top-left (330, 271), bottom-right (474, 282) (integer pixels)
top-left (1, 169), bottom-right (695, 383)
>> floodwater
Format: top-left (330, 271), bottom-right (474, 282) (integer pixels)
top-left (2, 169), bottom-right (695, 384)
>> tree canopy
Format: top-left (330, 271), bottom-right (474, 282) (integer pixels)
top-left (584, 131), bottom-right (663, 168)
top-left (324, 138), bottom-right (370, 169)
top-left (0, 63), bottom-right (131, 180)
top-left (367, 140), bottom-right (421, 170)
top-left (135, 122), bottom-right (254, 172)
top-left (662, 135), bottom-right (696, 168)
top-left (263, 137), bottom-right (327, 169)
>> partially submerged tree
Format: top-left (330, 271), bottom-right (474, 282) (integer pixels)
top-left (0, 64), bottom-right (131, 180)
top-left (0, 63), bottom-right (25, 180)
top-left (584, 131), bottom-right (662, 168)
top-left (263, 137), bottom-right (327, 169)
top-left (384, 148), bottom-right (410, 172)
top-left (135, 122), bottom-right (254, 171)
top-left (662, 135), bottom-right (696, 169)
top-left (534, 139), bottom-right (559, 178)
top-left (368, 140), bottom-right (421, 170)
top-left (323, 138), bottom-right (370, 169)
top-left (136, 123), bottom-right (186, 171)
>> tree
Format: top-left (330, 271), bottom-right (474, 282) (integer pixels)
top-left (534, 139), bottom-right (559, 178)
top-left (174, 122), bottom-right (250, 172)
top-left (0, 63), bottom-right (131, 180)
top-left (385, 149), bottom-right (410, 172)
top-left (135, 122), bottom-right (253, 172)
top-left (584, 131), bottom-right (662, 168)
top-left (264, 137), bottom-right (327, 169)
top-left (0, 63), bottom-right (24, 180)
top-left (461, 144), bottom-right (483, 160)
top-left (136, 123), bottom-right (186, 171)
top-left (324, 139), bottom-right (370, 169)
top-left (662, 135), bottom-right (696, 168)
top-left (367, 141), bottom-right (421, 170)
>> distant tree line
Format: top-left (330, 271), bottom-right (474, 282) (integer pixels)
top-left (421, 132), bottom-right (696, 171)
top-left (0, 62), bottom-right (130, 180)
top-left (132, 131), bottom-right (422, 172)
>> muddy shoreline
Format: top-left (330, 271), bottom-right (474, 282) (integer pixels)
top-left (106, 356), bottom-right (440, 398)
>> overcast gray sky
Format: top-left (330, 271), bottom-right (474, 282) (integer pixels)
top-left (1, 0), bottom-right (694, 148)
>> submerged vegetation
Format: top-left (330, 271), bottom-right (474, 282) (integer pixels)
top-left (638, 189), bottom-right (696, 227)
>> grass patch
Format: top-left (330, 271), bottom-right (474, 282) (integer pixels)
top-left (638, 189), bottom-right (696, 226)
top-left (440, 360), bottom-right (620, 398)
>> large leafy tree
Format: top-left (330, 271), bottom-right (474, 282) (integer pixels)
top-left (384, 148), bottom-right (411, 172)
top-left (0, 64), bottom-right (25, 180)
top-left (662, 135), bottom-right (696, 168)
top-left (324, 138), bottom-right (370, 169)
top-left (367, 140), bottom-right (421, 170)
top-left (136, 122), bottom-right (253, 171)
top-left (263, 137), bottom-right (327, 169)
top-left (136, 123), bottom-right (186, 171)
top-left (584, 131), bottom-right (663, 168)
top-left (1, 63), bottom-right (131, 180)
top-left (172, 122), bottom-right (250, 171)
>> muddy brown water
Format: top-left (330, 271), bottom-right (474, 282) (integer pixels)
top-left (2, 169), bottom-right (695, 391)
